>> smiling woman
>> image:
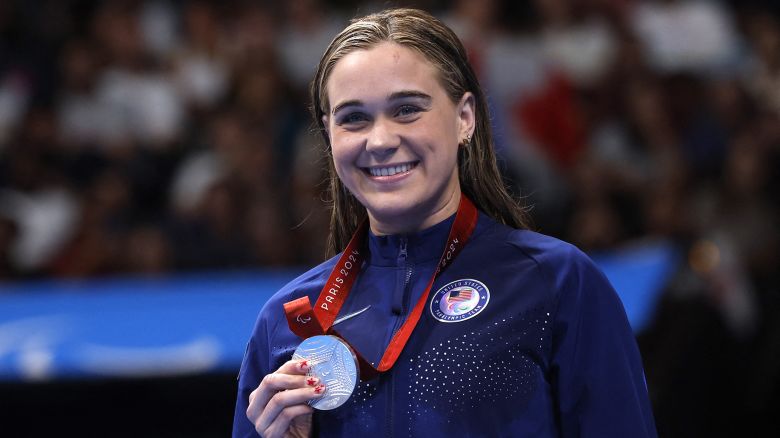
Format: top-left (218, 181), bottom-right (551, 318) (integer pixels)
top-left (311, 9), bottom-right (528, 255)
top-left (234, 8), bottom-right (657, 438)
top-left (325, 41), bottom-right (471, 235)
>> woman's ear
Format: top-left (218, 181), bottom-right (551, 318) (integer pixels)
top-left (457, 92), bottom-right (476, 144)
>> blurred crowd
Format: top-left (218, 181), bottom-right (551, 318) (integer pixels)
top-left (0, 0), bottom-right (778, 434)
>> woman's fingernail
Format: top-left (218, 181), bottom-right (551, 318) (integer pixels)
top-left (313, 384), bottom-right (326, 395)
top-left (306, 377), bottom-right (319, 387)
top-left (298, 360), bottom-right (309, 370)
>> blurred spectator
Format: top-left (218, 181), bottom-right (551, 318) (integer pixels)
top-left (56, 38), bottom-right (105, 147)
top-left (91, 1), bottom-right (184, 148)
top-left (536, 0), bottom-right (618, 87)
top-left (277, 0), bottom-right (344, 92)
top-left (0, 214), bottom-right (19, 279)
top-left (124, 224), bottom-right (172, 274)
top-left (0, 70), bottom-right (30, 150)
top-left (743, 12), bottom-right (780, 114)
top-left (172, 1), bottom-right (231, 110)
top-left (48, 164), bottom-right (133, 277)
top-left (0, 107), bottom-right (80, 275)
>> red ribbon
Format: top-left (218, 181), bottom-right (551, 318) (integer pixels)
top-left (284, 194), bottom-right (479, 380)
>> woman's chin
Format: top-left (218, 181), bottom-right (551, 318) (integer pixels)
top-left (365, 199), bottom-right (456, 235)
top-left (363, 200), bottom-right (425, 233)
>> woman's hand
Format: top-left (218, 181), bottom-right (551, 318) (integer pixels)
top-left (246, 359), bottom-right (326, 438)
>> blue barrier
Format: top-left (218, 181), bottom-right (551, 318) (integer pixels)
top-left (0, 271), bottom-right (301, 381)
top-left (590, 239), bottom-right (680, 333)
top-left (0, 240), bottom-right (678, 381)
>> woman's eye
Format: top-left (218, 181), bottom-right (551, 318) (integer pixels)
top-left (339, 112), bottom-right (369, 125)
top-left (396, 105), bottom-right (421, 117)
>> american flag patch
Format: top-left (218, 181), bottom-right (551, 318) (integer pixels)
top-left (446, 288), bottom-right (474, 304)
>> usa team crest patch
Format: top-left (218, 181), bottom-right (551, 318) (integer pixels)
top-left (430, 279), bottom-right (490, 323)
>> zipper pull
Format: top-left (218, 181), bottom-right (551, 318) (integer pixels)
top-left (397, 237), bottom-right (408, 263)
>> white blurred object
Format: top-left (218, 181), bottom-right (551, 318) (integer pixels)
top-left (169, 150), bottom-right (226, 213)
top-left (174, 51), bottom-right (230, 107)
top-left (278, 14), bottom-right (343, 89)
top-left (541, 18), bottom-right (617, 85)
top-left (95, 68), bottom-right (185, 146)
top-left (0, 316), bottom-right (70, 381)
top-left (484, 36), bottom-right (548, 106)
top-left (0, 188), bottom-right (79, 271)
top-left (76, 336), bottom-right (221, 377)
top-left (632, 0), bottom-right (740, 73)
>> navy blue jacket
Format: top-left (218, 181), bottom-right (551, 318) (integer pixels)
top-left (233, 212), bottom-right (657, 437)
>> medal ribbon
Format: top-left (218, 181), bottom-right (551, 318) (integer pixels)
top-left (284, 194), bottom-right (478, 380)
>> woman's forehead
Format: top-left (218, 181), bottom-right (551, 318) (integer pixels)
top-left (326, 42), bottom-right (444, 106)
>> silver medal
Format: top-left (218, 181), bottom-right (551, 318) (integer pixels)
top-left (292, 335), bottom-right (358, 410)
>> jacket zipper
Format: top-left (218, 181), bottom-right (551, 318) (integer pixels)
top-left (388, 237), bottom-right (413, 438)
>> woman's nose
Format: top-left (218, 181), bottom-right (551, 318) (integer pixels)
top-left (365, 118), bottom-right (400, 156)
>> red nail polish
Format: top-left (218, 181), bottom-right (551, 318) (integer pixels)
top-left (306, 377), bottom-right (318, 386)
top-left (314, 384), bottom-right (325, 395)
top-left (298, 360), bottom-right (309, 370)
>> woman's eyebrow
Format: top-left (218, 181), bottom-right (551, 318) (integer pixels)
top-left (388, 90), bottom-right (432, 102)
top-left (332, 99), bottom-right (362, 116)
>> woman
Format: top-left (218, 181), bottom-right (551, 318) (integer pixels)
top-left (234, 8), bottom-right (656, 438)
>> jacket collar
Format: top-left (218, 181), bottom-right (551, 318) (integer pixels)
top-left (366, 214), bottom-right (456, 267)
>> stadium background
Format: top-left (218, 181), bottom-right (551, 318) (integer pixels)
top-left (1, 0), bottom-right (778, 436)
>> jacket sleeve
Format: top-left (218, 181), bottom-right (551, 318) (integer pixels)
top-left (232, 313), bottom-right (271, 438)
top-left (548, 245), bottom-right (658, 437)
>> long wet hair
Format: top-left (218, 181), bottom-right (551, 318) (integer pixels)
top-left (311, 8), bottom-right (529, 256)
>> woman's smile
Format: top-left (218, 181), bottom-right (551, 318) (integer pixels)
top-left (363, 161), bottom-right (419, 179)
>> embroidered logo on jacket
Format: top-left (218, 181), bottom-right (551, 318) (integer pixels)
top-left (430, 279), bottom-right (490, 323)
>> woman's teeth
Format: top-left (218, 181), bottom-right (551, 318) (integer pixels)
top-left (368, 163), bottom-right (414, 177)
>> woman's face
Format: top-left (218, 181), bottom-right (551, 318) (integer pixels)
top-left (324, 42), bottom-right (474, 235)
